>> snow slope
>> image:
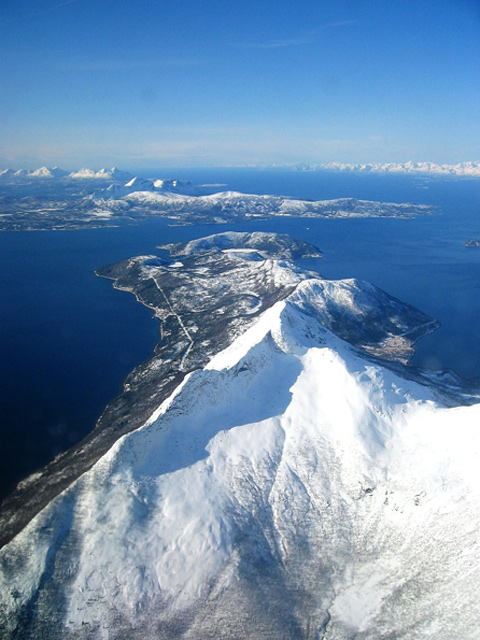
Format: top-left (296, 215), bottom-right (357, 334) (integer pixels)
top-left (0, 270), bottom-right (479, 638)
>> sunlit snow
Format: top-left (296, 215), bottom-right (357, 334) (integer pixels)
top-left (1, 268), bottom-right (479, 639)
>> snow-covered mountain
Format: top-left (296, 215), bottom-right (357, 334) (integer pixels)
top-left (68, 167), bottom-right (133, 181)
top-left (0, 167), bottom-right (58, 180)
top-left (0, 166), bottom-right (197, 207)
top-left (103, 176), bottom-right (155, 197)
top-left (103, 176), bottom-right (195, 198)
top-left (0, 166), bottom-right (193, 189)
top-left (112, 190), bottom-right (434, 221)
top-left (28, 166), bottom-right (69, 179)
top-left (294, 161), bottom-right (480, 177)
top-left (0, 176), bottom-right (435, 230)
top-left (0, 166), bottom-right (132, 182)
top-left (1, 233), bottom-right (479, 639)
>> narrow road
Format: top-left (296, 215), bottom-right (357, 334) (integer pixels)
top-left (152, 274), bottom-right (194, 370)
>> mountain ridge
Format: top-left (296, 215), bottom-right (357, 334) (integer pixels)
top-left (292, 160), bottom-right (480, 177)
top-left (1, 232), bottom-right (478, 639)
top-left (2, 160), bottom-right (480, 183)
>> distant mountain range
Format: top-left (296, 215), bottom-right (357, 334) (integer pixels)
top-left (0, 166), bottom-right (133, 181)
top-left (2, 161), bottom-right (480, 185)
top-left (291, 160), bottom-right (480, 176)
top-left (0, 165), bottom-right (442, 231)
top-left (0, 166), bottom-right (195, 198)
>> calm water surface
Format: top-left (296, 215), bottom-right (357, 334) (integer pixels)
top-left (0, 170), bottom-right (479, 498)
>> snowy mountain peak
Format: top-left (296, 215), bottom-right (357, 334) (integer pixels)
top-left (124, 176), bottom-right (154, 190)
top-left (68, 167), bottom-right (97, 179)
top-left (98, 167), bottom-right (132, 181)
top-left (1, 237), bottom-right (479, 638)
top-left (29, 166), bottom-right (54, 177)
top-left (26, 166), bottom-right (69, 178)
top-left (164, 230), bottom-right (323, 260)
top-left (68, 167), bottom-right (133, 181)
top-left (102, 176), bottom-right (156, 197)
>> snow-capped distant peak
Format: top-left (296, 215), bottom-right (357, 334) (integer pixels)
top-left (96, 167), bottom-right (131, 181)
top-left (100, 176), bottom-right (156, 198)
top-left (68, 167), bottom-right (133, 181)
top-left (124, 176), bottom-right (154, 189)
top-left (29, 166), bottom-right (54, 178)
top-left (68, 168), bottom-right (97, 179)
top-left (294, 160), bottom-right (480, 177)
top-left (26, 166), bottom-right (69, 179)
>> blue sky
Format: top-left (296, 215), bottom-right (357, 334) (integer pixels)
top-left (1, 0), bottom-right (479, 169)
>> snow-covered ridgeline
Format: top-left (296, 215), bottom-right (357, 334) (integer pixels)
top-left (98, 190), bottom-right (433, 219)
top-left (0, 167), bottom-right (129, 181)
top-left (0, 167), bottom-right (193, 191)
top-left (6, 164), bottom-right (429, 217)
top-left (1, 271), bottom-right (479, 639)
top-left (294, 160), bottom-right (480, 177)
top-left (5, 167), bottom-right (133, 181)
top-left (2, 161), bottom-right (480, 180)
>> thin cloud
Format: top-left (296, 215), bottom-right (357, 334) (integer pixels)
top-left (233, 20), bottom-right (356, 50)
top-left (234, 36), bottom-right (315, 50)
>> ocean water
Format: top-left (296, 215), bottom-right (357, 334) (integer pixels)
top-left (0, 170), bottom-right (479, 498)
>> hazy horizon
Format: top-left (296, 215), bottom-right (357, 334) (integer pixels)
top-left (1, 0), bottom-right (479, 169)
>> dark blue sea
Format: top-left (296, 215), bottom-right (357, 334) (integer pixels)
top-left (1, 169), bottom-right (479, 499)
